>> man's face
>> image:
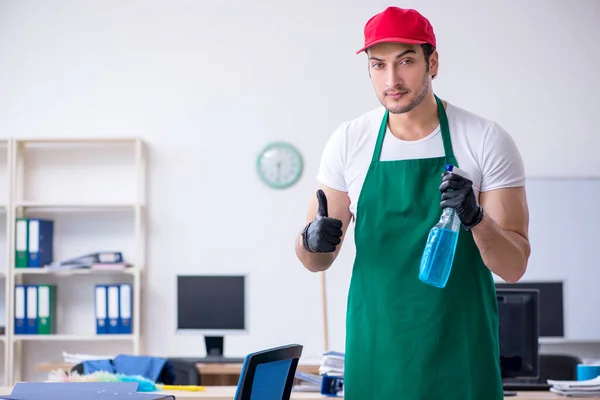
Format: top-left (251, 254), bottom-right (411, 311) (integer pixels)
top-left (367, 42), bottom-right (437, 114)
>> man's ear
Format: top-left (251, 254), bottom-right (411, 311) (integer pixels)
top-left (430, 50), bottom-right (439, 79)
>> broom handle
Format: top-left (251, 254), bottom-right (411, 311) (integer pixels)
top-left (321, 271), bottom-right (329, 352)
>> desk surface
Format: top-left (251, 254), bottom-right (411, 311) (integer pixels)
top-left (0, 386), bottom-right (329, 399)
top-left (0, 385), bottom-right (594, 399)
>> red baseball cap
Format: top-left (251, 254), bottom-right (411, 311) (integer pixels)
top-left (356, 7), bottom-right (436, 54)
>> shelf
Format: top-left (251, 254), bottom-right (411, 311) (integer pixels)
top-left (13, 334), bottom-right (135, 342)
top-left (13, 268), bottom-right (137, 276)
top-left (15, 138), bottom-right (142, 144)
top-left (15, 201), bottom-right (142, 210)
top-left (4, 136), bottom-right (146, 386)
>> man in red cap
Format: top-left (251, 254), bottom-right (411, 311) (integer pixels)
top-left (296, 6), bottom-right (530, 400)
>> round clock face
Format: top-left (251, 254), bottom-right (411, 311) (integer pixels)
top-left (256, 142), bottom-right (303, 189)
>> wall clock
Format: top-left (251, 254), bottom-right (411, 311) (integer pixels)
top-left (256, 142), bottom-right (303, 189)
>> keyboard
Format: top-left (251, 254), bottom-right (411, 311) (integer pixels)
top-left (503, 382), bottom-right (552, 391)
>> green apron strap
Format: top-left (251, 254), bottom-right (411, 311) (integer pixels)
top-left (434, 94), bottom-right (458, 167)
top-left (372, 96), bottom-right (457, 167)
top-left (370, 110), bottom-right (389, 165)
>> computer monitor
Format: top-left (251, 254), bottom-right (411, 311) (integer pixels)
top-left (497, 288), bottom-right (539, 381)
top-left (176, 275), bottom-right (247, 358)
top-left (496, 281), bottom-right (564, 337)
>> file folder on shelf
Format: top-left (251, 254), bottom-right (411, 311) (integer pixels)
top-left (119, 284), bottom-right (132, 334)
top-left (107, 285), bottom-right (120, 334)
top-left (15, 218), bottom-right (29, 269)
top-left (28, 218), bottom-right (54, 268)
top-left (95, 285), bottom-right (108, 334)
top-left (48, 251), bottom-right (125, 270)
top-left (96, 284), bottom-right (133, 335)
top-left (37, 285), bottom-right (57, 334)
top-left (14, 284), bottom-right (58, 334)
top-left (25, 285), bottom-right (38, 334)
top-left (14, 285), bottom-right (26, 334)
top-left (14, 218), bottom-right (55, 268)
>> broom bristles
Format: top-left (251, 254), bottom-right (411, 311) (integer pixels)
top-left (47, 369), bottom-right (158, 392)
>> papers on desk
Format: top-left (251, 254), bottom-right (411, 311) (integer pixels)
top-left (293, 372), bottom-right (322, 392)
top-left (62, 351), bottom-right (114, 364)
top-left (319, 351), bottom-right (344, 377)
top-left (293, 351), bottom-right (345, 394)
top-left (548, 376), bottom-right (600, 397)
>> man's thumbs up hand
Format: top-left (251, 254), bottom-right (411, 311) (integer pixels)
top-left (302, 189), bottom-right (343, 253)
top-left (316, 189), bottom-right (330, 218)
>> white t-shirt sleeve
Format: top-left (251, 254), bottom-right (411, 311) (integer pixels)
top-left (479, 122), bottom-right (526, 192)
top-left (316, 124), bottom-right (348, 192)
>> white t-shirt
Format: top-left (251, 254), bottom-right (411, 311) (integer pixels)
top-left (317, 101), bottom-right (526, 219)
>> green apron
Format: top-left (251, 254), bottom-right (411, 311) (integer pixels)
top-left (344, 95), bottom-right (503, 399)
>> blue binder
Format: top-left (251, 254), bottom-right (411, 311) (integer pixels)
top-left (25, 285), bottom-right (38, 334)
top-left (27, 219), bottom-right (54, 268)
top-left (119, 284), bottom-right (132, 334)
top-left (14, 285), bottom-right (26, 334)
top-left (95, 285), bottom-right (108, 334)
top-left (107, 285), bottom-right (120, 334)
top-left (4, 382), bottom-right (175, 400)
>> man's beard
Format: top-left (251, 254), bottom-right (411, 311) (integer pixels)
top-left (379, 74), bottom-right (430, 114)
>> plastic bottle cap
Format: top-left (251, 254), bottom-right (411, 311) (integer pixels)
top-left (445, 164), bottom-right (471, 180)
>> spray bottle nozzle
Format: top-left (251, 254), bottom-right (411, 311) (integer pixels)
top-left (444, 164), bottom-right (471, 180)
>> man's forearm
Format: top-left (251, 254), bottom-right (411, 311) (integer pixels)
top-left (295, 234), bottom-right (335, 272)
top-left (471, 212), bottom-right (531, 283)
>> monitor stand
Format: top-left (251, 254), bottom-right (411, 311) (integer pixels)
top-left (200, 336), bottom-right (245, 363)
top-left (205, 336), bottom-right (224, 360)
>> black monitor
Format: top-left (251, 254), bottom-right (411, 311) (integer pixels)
top-left (497, 288), bottom-right (539, 383)
top-left (496, 281), bottom-right (564, 337)
top-left (177, 275), bottom-right (246, 358)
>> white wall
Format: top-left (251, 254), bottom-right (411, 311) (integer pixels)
top-left (1, 0), bottom-right (599, 380)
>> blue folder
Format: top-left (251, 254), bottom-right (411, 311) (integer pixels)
top-left (2, 382), bottom-right (174, 400)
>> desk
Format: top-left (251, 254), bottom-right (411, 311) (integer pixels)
top-left (162, 386), bottom-right (331, 399)
top-left (195, 363), bottom-right (320, 386)
top-left (0, 386), bottom-right (330, 399)
top-left (0, 385), bottom-right (594, 399)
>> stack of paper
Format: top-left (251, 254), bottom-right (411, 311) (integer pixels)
top-left (548, 376), bottom-right (600, 397)
top-left (293, 371), bottom-right (322, 392)
top-left (319, 351), bottom-right (344, 377)
top-left (62, 351), bottom-right (114, 365)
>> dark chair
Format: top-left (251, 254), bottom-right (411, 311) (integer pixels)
top-left (538, 354), bottom-right (581, 381)
top-left (234, 344), bottom-right (304, 400)
top-left (165, 358), bottom-right (202, 385)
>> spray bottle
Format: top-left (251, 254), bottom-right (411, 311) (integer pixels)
top-left (418, 164), bottom-right (470, 288)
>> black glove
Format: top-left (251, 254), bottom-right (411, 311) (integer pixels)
top-left (439, 171), bottom-right (484, 230)
top-left (302, 189), bottom-right (343, 253)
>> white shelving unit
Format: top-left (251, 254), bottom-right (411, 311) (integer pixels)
top-left (3, 138), bottom-right (146, 385)
top-left (0, 138), bottom-right (12, 387)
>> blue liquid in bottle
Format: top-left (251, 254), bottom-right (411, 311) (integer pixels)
top-left (419, 164), bottom-right (463, 288)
